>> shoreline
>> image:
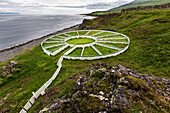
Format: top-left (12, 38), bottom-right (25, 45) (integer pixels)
top-left (0, 24), bottom-right (80, 62)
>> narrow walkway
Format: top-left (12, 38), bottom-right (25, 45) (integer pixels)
top-left (20, 56), bottom-right (64, 113)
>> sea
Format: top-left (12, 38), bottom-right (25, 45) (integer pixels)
top-left (0, 15), bottom-right (93, 50)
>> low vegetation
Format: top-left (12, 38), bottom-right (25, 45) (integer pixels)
top-left (69, 48), bottom-right (82, 56)
top-left (83, 47), bottom-right (99, 56)
top-left (94, 45), bottom-right (118, 54)
top-left (46, 45), bottom-right (64, 52)
top-left (86, 31), bottom-right (100, 35)
top-left (78, 30), bottom-right (89, 35)
top-left (65, 31), bottom-right (78, 36)
top-left (66, 38), bottom-right (95, 45)
top-left (79, 8), bottom-right (170, 78)
top-left (94, 32), bottom-right (115, 37)
top-left (100, 43), bottom-right (128, 48)
top-left (0, 6), bottom-right (169, 113)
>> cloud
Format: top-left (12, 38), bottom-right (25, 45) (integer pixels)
top-left (0, 0), bottom-right (134, 14)
top-left (0, 3), bottom-right (8, 5)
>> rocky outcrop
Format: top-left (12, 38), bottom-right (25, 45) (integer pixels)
top-left (0, 61), bottom-right (18, 76)
top-left (39, 62), bottom-right (170, 113)
top-left (121, 3), bottom-right (170, 13)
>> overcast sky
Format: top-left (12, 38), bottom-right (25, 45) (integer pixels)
top-left (0, 0), bottom-right (134, 14)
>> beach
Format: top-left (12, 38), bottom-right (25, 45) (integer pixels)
top-left (0, 25), bottom-right (79, 62)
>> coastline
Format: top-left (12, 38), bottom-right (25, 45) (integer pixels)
top-left (0, 24), bottom-right (79, 62)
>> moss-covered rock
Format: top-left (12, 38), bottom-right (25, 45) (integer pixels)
top-left (39, 62), bottom-right (170, 113)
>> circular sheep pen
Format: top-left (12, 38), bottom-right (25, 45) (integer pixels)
top-left (41, 30), bottom-right (130, 60)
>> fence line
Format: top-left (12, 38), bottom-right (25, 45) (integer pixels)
top-left (92, 31), bottom-right (104, 36)
top-left (97, 37), bottom-right (126, 40)
top-left (91, 45), bottom-right (102, 55)
top-left (81, 47), bottom-right (85, 56)
top-left (44, 43), bottom-right (65, 49)
top-left (95, 43), bottom-right (121, 51)
top-left (20, 56), bottom-right (63, 113)
top-left (64, 46), bottom-right (77, 55)
top-left (51, 44), bottom-right (69, 56)
top-left (98, 41), bottom-right (129, 44)
top-left (51, 38), bottom-right (65, 41)
top-left (63, 44), bottom-right (129, 61)
top-left (43, 41), bottom-right (64, 43)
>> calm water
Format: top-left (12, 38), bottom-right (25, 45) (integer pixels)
top-left (0, 15), bottom-right (92, 50)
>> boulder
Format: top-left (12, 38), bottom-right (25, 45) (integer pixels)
top-left (0, 61), bottom-right (17, 76)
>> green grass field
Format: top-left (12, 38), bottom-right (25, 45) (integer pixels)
top-left (100, 43), bottom-right (128, 48)
top-left (94, 45), bottom-right (118, 54)
top-left (83, 47), bottom-right (99, 56)
top-left (69, 48), bottom-right (82, 56)
top-left (97, 35), bottom-right (124, 39)
top-left (94, 32), bottom-right (115, 37)
top-left (46, 45), bottom-right (64, 52)
top-left (79, 9), bottom-right (170, 79)
top-left (65, 32), bottom-right (78, 36)
top-left (67, 38), bottom-right (95, 45)
top-left (78, 31), bottom-right (89, 35)
top-left (102, 38), bottom-right (128, 42)
top-left (86, 31), bottom-right (101, 36)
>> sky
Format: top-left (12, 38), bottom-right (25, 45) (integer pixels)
top-left (0, 0), bottom-right (134, 14)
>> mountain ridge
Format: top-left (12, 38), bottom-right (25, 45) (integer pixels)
top-left (89, 0), bottom-right (170, 15)
top-left (110, 0), bottom-right (170, 11)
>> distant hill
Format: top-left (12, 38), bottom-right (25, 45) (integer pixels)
top-left (89, 0), bottom-right (170, 15)
top-left (110, 0), bottom-right (170, 12)
top-left (0, 12), bottom-right (20, 14)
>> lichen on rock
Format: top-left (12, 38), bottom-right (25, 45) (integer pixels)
top-left (39, 62), bottom-right (170, 113)
top-left (0, 61), bottom-right (18, 77)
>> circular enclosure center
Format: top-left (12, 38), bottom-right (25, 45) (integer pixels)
top-left (67, 37), bottom-right (95, 45)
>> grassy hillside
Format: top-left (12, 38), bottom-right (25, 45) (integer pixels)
top-left (0, 8), bottom-right (170, 112)
top-left (90, 0), bottom-right (170, 15)
top-left (80, 9), bottom-right (170, 79)
top-left (110, 0), bottom-right (170, 12)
